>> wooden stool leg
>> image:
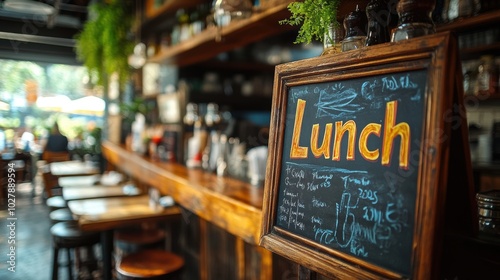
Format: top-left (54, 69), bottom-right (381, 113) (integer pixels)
top-left (51, 247), bottom-right (59, 280)
top-left (67, 249), bottom-right (72, 280)
top-left (75, 248), bottom-right (81, 276)
top-left (85, 245), bottom-right (98, 274)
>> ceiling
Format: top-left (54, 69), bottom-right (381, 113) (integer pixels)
top-left (0, 0), bottom-right (90, 65)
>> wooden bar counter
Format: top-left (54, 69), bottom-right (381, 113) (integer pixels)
top-left (101, 140), bottom-right (274, 280)
top-left (102, 140), bottom-right (263, 244)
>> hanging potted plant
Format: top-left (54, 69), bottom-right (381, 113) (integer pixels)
top-left (280, 0), bottom-right (342, 54)
top-left (74, 0), bottom-right (135, 86)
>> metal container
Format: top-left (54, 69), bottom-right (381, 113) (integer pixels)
top-left (476, 190), bottom-right (500, 236)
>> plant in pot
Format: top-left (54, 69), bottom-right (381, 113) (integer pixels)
top-left (74, 0), bottom-right (135, 87)
top-left (280, 0), bottom-right (342, 55)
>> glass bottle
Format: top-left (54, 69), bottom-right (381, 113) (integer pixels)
top-left (475, 55), bottom-right (498, 97)
top-left (213, 0), bottom-right (253, 27)
top-left (365, 0), bottom-right (391, 46)
top-left (391, 0), bottom-right (436, 42)
top-left (447, 0), bottom-right (474, 21)
top-left (341, 5), bottom-right (367, 52)
top-left (322, 21), bottom-right (344, 55)
top-left (205, 103), bottom-right (221, 128)
top-left (178, 9), bottom-right (191, 42)
top-left (183, 103), bottom-right (199, 126)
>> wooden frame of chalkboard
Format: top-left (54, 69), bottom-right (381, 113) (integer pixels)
top-left (260, 32), bottom-right (469, 279)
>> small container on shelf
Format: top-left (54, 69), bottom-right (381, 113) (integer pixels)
top-left (476, 190), bottom-right (500, 238)
top-left (462, 60), bottom-right (479, 96)
top-left (447, 0), bottom-right (479, 22)
top-left (391, 0), bottom-right (436, 42)
top-left (321, 21), bottom-right (344, 55)
top-left (213, 0), bottom-right (253, 27)
top-left (475, 55), bottom-right (499, 97)
top-left (341, 5), bottom-right (367, 52)
top-left (365, 0), bottom-right (391, 45)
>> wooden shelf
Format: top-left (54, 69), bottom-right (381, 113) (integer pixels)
top-left (472, 161), bottom-right (500, 172)
top-left (437, 10), bottom-right (500, 33)
top-left (147, 3), bottom-right (296, 67)
top-left (188, 92), bottom-right (272, 111)
top-left (464, 93), bottom-right (500, 106)
top-left (144, 1), bottom-right (368, 67)
top-left (189, 60), bottom-right (277, 72)
top-left (460, 42), bottom-right (500, 60)
top-left (143, 0), bottom-right (205, 27)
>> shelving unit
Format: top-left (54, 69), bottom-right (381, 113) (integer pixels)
top-left (437, 10), bottom-right (500, 32)
top-left (143, 0), bottom-right (367, 67)
top-left (436, 9), bottom-right (500, 106)
top-left (460, 42), bottom-right (500, 60)
top-left (188, 93), bottom-right (272, 111)
top-left (144, 0), bottom-right (204, 22)
top-left (144, 2), bottom-right (295, 67)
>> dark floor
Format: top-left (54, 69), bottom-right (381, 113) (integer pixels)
top-left (0, 178), bottom-right (73, 280)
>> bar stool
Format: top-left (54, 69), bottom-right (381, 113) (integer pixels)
top-left (50, 221), bottom-right (100, 280)
top-left (49, 208), bottom-right (75, 224)
top-left (116, 250), bottom-right (184, 280)
top-left (46, 196), bottom-right (67, 211)
top-left (115, 226), bottom-right (166, 257)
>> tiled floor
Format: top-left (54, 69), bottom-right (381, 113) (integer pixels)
top-left (0, 179), bottom-right (71, 280)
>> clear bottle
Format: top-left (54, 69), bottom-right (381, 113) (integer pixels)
top-left (475, 55), bottom-right (498, 97)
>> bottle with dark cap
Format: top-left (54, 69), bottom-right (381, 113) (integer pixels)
top-left (391, 0), bottom-right (436, 42)
top-left (365, 0), bottom-right (391, 46)
top-left (342, 5), bottom-right (368, 51)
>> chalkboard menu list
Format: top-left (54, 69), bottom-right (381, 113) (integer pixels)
top-left (276, 70), bottom-right (428, 277)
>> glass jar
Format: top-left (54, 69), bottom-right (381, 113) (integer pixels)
top-left (341, 5), bottom-right (367, 52)
top-left (213, 0), bottom-right (253, 27)
top-left (447, 0), bottom-right (475, 21)
top-left (475, 55), bottom-right (498, 97)
top-left (476, 190), bottom-right (500, 237)
top-left (322, 21), bottom-right (344, 55)
top-left (391, 0), bottom-right (436, 42)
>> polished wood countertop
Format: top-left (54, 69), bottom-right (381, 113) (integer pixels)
top-left (101, 141), bottom-right (264, 244)
top-left (62, 184), bottom-right (140, 201)
top-left (50, 160), bottom-right (100, 177)
top-left (69, 195), bottom-right (181, 232)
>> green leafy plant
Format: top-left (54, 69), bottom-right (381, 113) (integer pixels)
top-left (75, 0), bottom-right (135, 86)
top-left (280, 0), bottom-right (341, 44)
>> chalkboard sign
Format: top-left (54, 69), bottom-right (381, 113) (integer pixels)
top-left (261, 32), bottom-right (467, 279)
